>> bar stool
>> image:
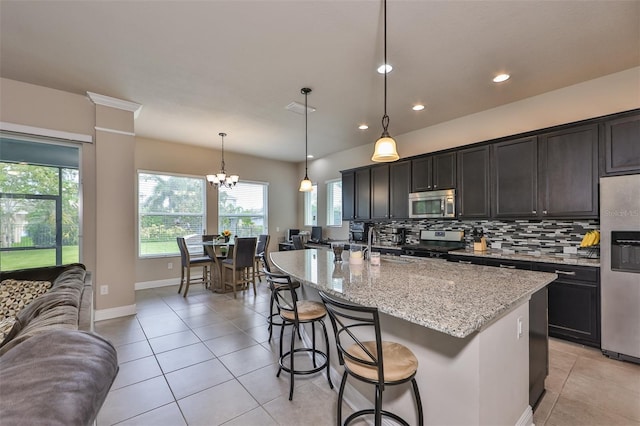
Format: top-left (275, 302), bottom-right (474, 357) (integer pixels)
top-left (260, 253), bottom-right (300, 341)
top-left (264, 270), bottom-right (333, 400)
top-left (319, 291), bottom-right (424, 426)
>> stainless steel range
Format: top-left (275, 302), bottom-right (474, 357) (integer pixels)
top-left (402, 230), bottom-right (466, 258)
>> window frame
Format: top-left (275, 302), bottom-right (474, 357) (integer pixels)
top-left (137, 170), bottom-right (207, 259)
top-left (326, 178), bottom-right (343, 227)
top-left (217, 180), bottom-right (269, 238)
top-left (304, 183), bottom-right (318, 226)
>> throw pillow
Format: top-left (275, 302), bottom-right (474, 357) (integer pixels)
top-left (0, 279), bottom-right (52, 321)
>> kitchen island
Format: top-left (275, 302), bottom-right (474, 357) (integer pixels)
top-left (271, 249), bottom-right (557, 425)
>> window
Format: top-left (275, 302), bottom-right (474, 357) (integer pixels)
top-left (304, 184), bottom-right (318, 226)
top-left (0, 135), bottom-right (80, 271)
top-left (218, 181), bottom-right (268, 237)
top-left (326, 179), bottom-right (342, 226)
top-left (138, 171), bottom-right (206, 257)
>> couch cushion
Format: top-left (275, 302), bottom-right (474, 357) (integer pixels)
top-left (0, 329), bottom-right (118, 426)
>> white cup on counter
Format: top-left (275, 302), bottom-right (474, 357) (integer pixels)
top-left (370, 251), bottom-right (381, 266)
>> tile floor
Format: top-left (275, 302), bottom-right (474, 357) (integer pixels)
top-left (95, 282), bottom-right (640, 426)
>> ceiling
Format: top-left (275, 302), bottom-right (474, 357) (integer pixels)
top-left (1, 1), bottom-right (638, 162)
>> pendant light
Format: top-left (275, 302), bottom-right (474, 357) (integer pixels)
top-left (299, 87), bottom-right (314, 192)
top-left (206, 132), bottom-right (239, 188)
top-left (371, 0), bottom-right (399, 162)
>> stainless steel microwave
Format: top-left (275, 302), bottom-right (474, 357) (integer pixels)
top-left (409, 190), bottom-right (456, 218)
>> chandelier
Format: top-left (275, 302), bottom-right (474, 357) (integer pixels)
top-left (371, 0), bottom-right (400, 162)
top-left (206, 132), bottom-right (239, 189)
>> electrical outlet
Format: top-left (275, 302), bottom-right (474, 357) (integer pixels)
top-left (100, 285), bottom-right (109, 295)
top-left (517, 316), bottom-right (523, 339)
top-left (168, 262), bottom-right (173, 270)
top-left (276, 226), bottom-right (280, 232)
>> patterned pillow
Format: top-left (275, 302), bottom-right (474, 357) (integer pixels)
top-left (0, 317), bottom-right (16, 342)
top-left (0, 279), bottom-right (53, 321)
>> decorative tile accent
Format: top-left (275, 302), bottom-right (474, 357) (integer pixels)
top-left (370, 219), bottom-right (600, 258)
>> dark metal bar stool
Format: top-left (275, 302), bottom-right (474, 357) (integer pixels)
top-left (319, 291), bottom-right (424, 426)
top-left (260, 253), bottom-right (300, 341)
top-left (264, 270), bottom-right (333, 400)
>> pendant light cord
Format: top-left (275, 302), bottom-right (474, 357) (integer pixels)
top-left (305, 89), bottom-right (308, 177)
top-left (219, 132), bottom-right (226, 172)
top-left (382, 0), bottom-right (389, 134)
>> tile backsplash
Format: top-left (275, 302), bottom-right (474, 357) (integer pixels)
top-left (372, 218), bottom-right (600, 257)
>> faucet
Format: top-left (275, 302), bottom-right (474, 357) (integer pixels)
top-left (366, 226), bottom-right (378, 260)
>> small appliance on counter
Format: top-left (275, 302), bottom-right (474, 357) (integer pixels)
top-left (402, 230), bottom-right (465, 259)
top-left (390, 227), bottom-right (406, 245)
top-left (349, 222), bottom-right (372, 243)
top-left (472, 227), bottom-right (487, 252)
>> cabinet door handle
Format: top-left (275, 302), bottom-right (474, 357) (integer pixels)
top-left (427, 185), bottom-right (432, 189)
top-left (543, 210), bottom-right (548, 215)
top-left (434, 184), bottom-right (438, 188)
top-left (500, 264), bottom-right (516, 269)
top-left (532, 210), bottom-right (537, 214)
top-left (554, 270), bottom-right (576, 276)
top-left (459, 260), bottom-right (472, 264)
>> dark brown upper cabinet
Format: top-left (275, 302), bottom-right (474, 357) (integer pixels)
top-left (601, 111), bottom-right (640, 176)
top-left (370, 164), bottom-right (390, 220)
top-left (457, 145), bottom-right (491, 218)
top-left (492, 136), bottom-right (539, 218)
top-left (355, 168), bottom-right (371, 220)
top-left (389, 161), bottom-right (411, 219)
top-left (538, 124), bottom-right (599, 218)
top-left (411, 152), bottom-right (456, 192)
top-left (341, 171), bottom-right (355, 221)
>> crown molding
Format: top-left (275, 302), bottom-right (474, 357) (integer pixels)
top-left (86, 92), bottom-right (143, 119)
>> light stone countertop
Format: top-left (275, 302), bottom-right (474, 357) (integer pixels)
top-left (270, 249), bottom-right (557, 339)
top-left (451, 248), bottom-right (601, 267)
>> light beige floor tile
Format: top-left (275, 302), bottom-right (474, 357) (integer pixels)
top-left (155, 342), bottom-right (215, 374)
top-left (548, 338), bottom-right (602, 360)
top-left (180, 311), bottom-right (228, 329)
top-left (237, 363), bottom-right (305, 405)
top-left (165, 358), bottom-right (234, 399)
top-left (134, 303), bottom-right (175, 319)
top-left (116, 402), bottom-right (187, 426)
top-left (549, 347), bottom-right (578, 372)
top-left (263, 382), bottom-right (339, 426)
top-left (138, 314), bottom-right (190, 339)
top-left (111, 355), bottom-right (163, 390)
top-left (172, 303), bottom-right (215, 319)
top-left (95, 316), bottom-right (146, 347)
top-left (546, 395), bottom-right (640, 426)
top-left (222, 406), bottom-right (278, 425)
top-left (97, 376), bottom-right (174, 426)
top-left (572, 355), bottom-right (640, 393)
top-left (192, 320), bottom-right (241, 341)
top-left (229, 312), bottom-right (271, 331)
top-left (178, 379), bottom-right (260, 425)
top-left (148, 330), bottom-right (201, 354)
top-left (203, 330), bottom-right (259, 357)
top-left (533, 389), bottom-right (559, 426)
top-left (219, 343), bottom-right (278, 377)
top-left (561, 367), bottom-right (640, 422)
top-left (115, 339), bottom-right (153, 364)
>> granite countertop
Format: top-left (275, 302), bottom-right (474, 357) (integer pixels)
top-left (270, 249), bottom-right (556, 339)
top-left (451, 248), bottom-right (601, 267)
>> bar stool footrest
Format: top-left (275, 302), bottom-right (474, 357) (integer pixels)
top-left (279, 347), bottom-right (329, 376)
top-left (344, 409), bottom-right (411, 426)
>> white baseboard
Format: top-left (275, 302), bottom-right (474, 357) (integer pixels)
top-left (517, 405), bottom-right (534, 426)
top-left (135, 278), bottom-right (180, 290)
top-left (94, 303), bottom-right (136, 321)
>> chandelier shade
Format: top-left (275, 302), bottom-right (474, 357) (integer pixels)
top-left (206, 132), bottom-right (239, 189)
top-left (371, 0), bottom-right (400, 163)
top-left (299, 87), bottom-right (314, 192)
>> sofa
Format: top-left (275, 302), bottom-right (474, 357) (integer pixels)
top-left (0, 263), bottom-right (118, 425)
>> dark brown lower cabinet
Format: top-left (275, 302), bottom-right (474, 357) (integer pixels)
top-left (533, 263), bottom-right (600, 348)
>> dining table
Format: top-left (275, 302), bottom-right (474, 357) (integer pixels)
top-left (202, 240), bottom-right (234, 292)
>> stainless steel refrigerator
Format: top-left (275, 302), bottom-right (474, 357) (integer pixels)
top-left (600, 174), bottom-right (640, 363)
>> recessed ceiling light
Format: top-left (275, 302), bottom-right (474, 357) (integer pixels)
top-left (358, 124), bottom-right (369, 130)
top-left (307, 154), bottom-right (314, 159)
top-left (412, 104), bottom-right (425, 111)
top-left (377, 64), bottom-right (392, 74)
top-left (493, 73), bottom-right (510, 83)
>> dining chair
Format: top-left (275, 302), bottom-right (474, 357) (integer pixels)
top-left (222, 237), bottom-right (257, 298)
top-left (319, 291), bottom-right (424, 426)
top-left (254, 234), bottom-right (270, 283)
top-left (292, 234), bottom-right (305, 250)
top-left (176, 236), bottom-right (214, 297)
top-left (202, 235), bottom-right (223, 291)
